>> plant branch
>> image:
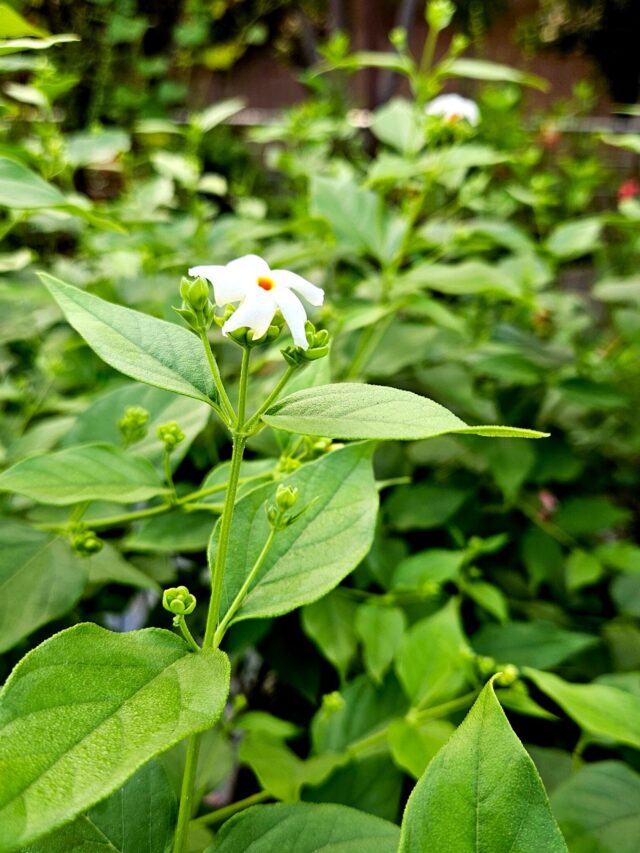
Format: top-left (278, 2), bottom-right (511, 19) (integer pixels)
top-left (200, 330), bottom-right (236, 425)
top-left (191, 790), bottom-right (272, 827)
top-left (244, 365), bottom-right (297, 435)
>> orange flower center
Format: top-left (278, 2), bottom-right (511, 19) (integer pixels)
top-left (257, 276), bottom-right (275, 291)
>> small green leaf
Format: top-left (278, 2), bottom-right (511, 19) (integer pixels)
top-left (40, 274), bottom-right (215, 404)
top-left (212, 443), bottom-right (378, 621)
top-left (546, 218), bottom-right (603, 260)
top-left (0, 623), bottom-right (230, 850)
top-left (212, 803), bottom-right (400, 853)
top-left (0, 156), bottom-right (67, 209)
top-left (238, 733), bottom-right (345, 801)
top-left (395, 599), bottom-right (472, 706)
top-left (263, 384), bottom-right (548, 441)
top-left (302, 592), bottom-right (359, 679)
top-left (0, 520), bottom-right (86, 653)
top-left (525, 669), bottom-right (640, 749)
top-left (0, 443), bottom-right (168, 505)
top-left (398, 679), bottom-right (567, 852)
top-left (388, 717), bottom-right (454, 779)
top-left (21, 760), bottom-right (176, 853)
top-left (551, 761), bottom-right (640, 852)
top-left (355, 604), bottom-right (406, 684)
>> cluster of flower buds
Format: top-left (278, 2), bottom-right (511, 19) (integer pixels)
top-left (176, 276), bottom-right (214, 333)
top-left (162, 585), bottom-right (196, 626)
top-left (215, 305), bottom-right (285, 348)
top-left (70, 525), bottom-right (103, 557)
top-left (266, 483), bottom-right (303, 530)
top-left (475, 655), bottom-right (519, 687)
top-left (282, 321), bottom-right (330, 367)
top-left (157, 421), bottom-right (185, 451)
top-left (118, 405), bottom-right (150, 446)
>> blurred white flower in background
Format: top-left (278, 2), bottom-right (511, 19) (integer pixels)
top-left (425, 93), bottom-right (480, 126)
top-left (189, 254), bottom-right (324, 349)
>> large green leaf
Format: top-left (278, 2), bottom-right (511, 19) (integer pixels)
top-left (0, 624), bottom-right (230, 851)
top-left (22, 760), bottom-right (177, 853)
top-left (398, 679), bottom-right (567, 852)
top-left (211, 443), bottom-right (378, 621)
top-left (551, 761), bottom-right (640, 853)
top-left (40, 275), bottom-right (216, 404)
top-left (525, 669), bottom-right (640, 749)
top-left (0, 520), bottom-right (86, 653)
top-left (262, 384), bottom-right (547, 441)
top-left (0, 443), bottom-right (168, 505)
top-left (211, 803), bottom-right (400, 853)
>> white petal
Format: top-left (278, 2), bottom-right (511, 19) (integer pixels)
top-left (188, 265), bottom-right (247, 306)
top-left (225, 254), bottom-right (271, 278)
top-left (274, 286), bottom-right (309, 349)
top-left (272, 270), bottom-right (324, 306)
top-left (222, 287), bottom-right (276, 341)
top-left (425, 94), bottom-right (479, 126)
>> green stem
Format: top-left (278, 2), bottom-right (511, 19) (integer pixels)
top-left (191, 790), bottom-right (271, 827)
top-left (177, 616), bottom-right (200, 653)
top-left (163, 449), bottom-right (177, 503)
top-left (419, 20), bottom-right (439, 78)
top-left (176, 472), bottom-right (270, 505)
top-left (200, 330), bottom-right (236, 424)
top-left (172, 735), bottom-right (202, 853)
top-left (214, 526), bottom-right (277, 646)
top-left (245, 365), bottom-right (296, 435)
top-left (202, 350), bottom-right (251, 650)
top-left (40, 502), bottom-right (170, 532)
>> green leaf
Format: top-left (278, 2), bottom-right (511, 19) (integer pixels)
top-left (525, 669), bottom-right (640, 749)
top-left (398, 260), bottom-right (522, 298)
top-left (385, 484), bottom-right (470, 531)
top-left (446, 58), bottom-right (548, 90)
top-left (301, 591), bottom-right (359, 679)
top-left (551, 761), bottom-right (640, 853)
top-left (211, 443), bottom-right (378, 621)
top-left (22, 760), bottom-right (176, 853)
top-left (263, 384), bottom-right (548, 441)
top-left (0, 3), bottom-right (49, 38)
top-left (395, 599), bottom-right (472, 706)
top-left (0, 157), bottom-right (67, 209)
top-left (40, 274), bottom-right (216, 404)
top-left (392, 549), bottom-right (465, 590)
top-left (238, 733), bottom-right (345, 801)
top-left (398, 679), bottom-right (567, 852)
top-left (124, 510), bottom-right (214, 554)
top-left (355, 604), bottom-right (406, 684)
top-left (370, 98), bottom-right (425, 155)
top-left (565, 550), bottom-right (603, 591)
top-left (0, 623), bottom-right (230, 850)
top-left (0, 443), bottom-right (168, 505)
top-left (472, 622), bottom-right (597, 669)
top-left (0, 520), bottom-right (86, 653)
top-left (546, 218), bottom-right (603, 260)
top-left (212, 803), bottom-right (400, 853)
top-left (387, 717), bottom-right (454, 779)
top-left (85, 543), bottom-right (160, 591)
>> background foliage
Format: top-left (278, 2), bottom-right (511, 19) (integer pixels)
top-left (0, 1), bottom-right (639, 851)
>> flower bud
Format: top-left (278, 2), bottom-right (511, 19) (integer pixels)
top-left (177, 277), bottom-right (213, 332)
top-left (71, 526), bottom-right (104, 557)
top-left (118, 406), bottom-right (150, 446)
top-left (157, 421), bottom-right (185, 451)
top-left (426, 0), bottom-right (454, 31)
top-left (163, 585), bottom-right (196, 616)
top-left (495, 664), bottom-right (519, 687)
top-left (321, 691), bottom-right (345, 715)
top-left (276, 484), bottom-right (299, 512)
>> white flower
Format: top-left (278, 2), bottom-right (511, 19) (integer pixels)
top-left (425, 94), bottom-right (480, 126)
top-left (189, 254), bottom-right (324, 350)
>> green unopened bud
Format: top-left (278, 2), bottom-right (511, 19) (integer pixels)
top-left (276, 484), bottom-right (299, 511)
top-left (321, 690), bottom-right (345, 715)
top-left (163, 585), bottom-right (196, 616)
top-left (476, 655), bottom-right (496, 678)
top-left (157, 421), bottom-right (185, 450)
top-left (118, 406), bottom-right (150, 446)
top-left (426, 0), bottom-right (454, 31)
top-left (277, 455), bottom-right (302, 475)
top-left (71, 526), bottom-right (103, 557)
top-left (495, 664), bottom-right (519, 687)
top-left (265, 324), bottom-right (282, 342)
top-left (177, 276), bottom-right (213, 332)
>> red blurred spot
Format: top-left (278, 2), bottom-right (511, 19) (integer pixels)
top-left (257, 276), bottom-right (275, 291)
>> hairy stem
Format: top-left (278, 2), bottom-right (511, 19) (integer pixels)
top-left (200, 330), bottom-right (236, 424)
